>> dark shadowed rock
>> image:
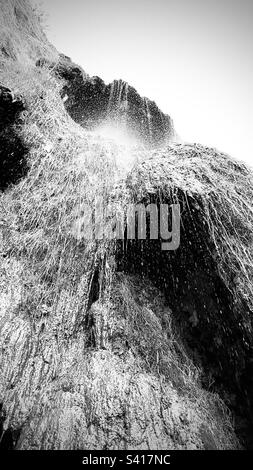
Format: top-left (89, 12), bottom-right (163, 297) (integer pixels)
top-left (1, 0), bottom-right (252, 452)
top-left (36, 55), bottom-right (175, 147)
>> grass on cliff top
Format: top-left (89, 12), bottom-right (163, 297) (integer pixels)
top-left (0, 0), bottom-right (57, 64)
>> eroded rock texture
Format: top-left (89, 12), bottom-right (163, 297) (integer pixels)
top-left (116, 145), bottom-right (253, 447)
top-left (0, 262), bottom-right (238, 450)
top-left (0, 0), bottom-right (251, 452)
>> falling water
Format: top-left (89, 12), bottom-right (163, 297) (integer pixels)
top-left (107, 80), bottom-right (129, 117)
top-left (143, 97), bottom-right (153, 144)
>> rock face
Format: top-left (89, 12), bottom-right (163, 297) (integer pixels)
top-left (0, 265), bottom-right (238, 450)
top-left (117, 144), bottom-right (253, 447)
top-left (0, 0), bottom-right (252, 452)
top-left (0, 86), bottom-right (28, 191)
top-left (1, 0), bottom-right (175, 148)
top-left (0, 0), bottom-right (57, 63)
top-left (36, 55), bottom-right (175, 147)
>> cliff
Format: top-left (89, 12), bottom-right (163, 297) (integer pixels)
top-left (0, 0), bottom-right (252, 451)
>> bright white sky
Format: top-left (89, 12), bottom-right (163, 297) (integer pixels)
top-left (33, 0), bottom-right (253, 166)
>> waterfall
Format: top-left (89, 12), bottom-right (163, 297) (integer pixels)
top-left (107, 80), bottom-right (129, 117)
top-left (143, 97), bottom-right (153, 144)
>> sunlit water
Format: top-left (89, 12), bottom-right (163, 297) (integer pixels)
top-left (93, 122), bottom-right (148, 175)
